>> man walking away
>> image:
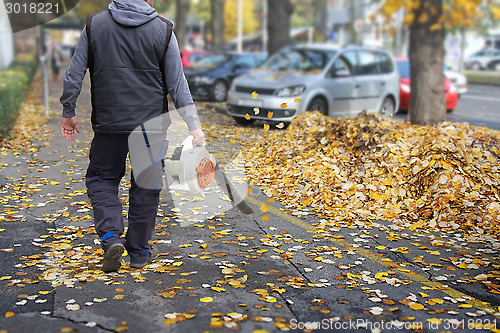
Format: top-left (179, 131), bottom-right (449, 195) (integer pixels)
top-left (60, 0), bottom-right (205, 272)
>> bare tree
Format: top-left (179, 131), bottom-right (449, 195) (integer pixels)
top-left (408, 0), bottom-right (446, 125)
top-left (211, 0), bottom-right (225, 53)
top-left (175, 0), bottom-right (190, 50)
top-left (267, 0), bottom-right (294, 55)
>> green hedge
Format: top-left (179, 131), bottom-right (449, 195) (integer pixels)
top-left (0, 55), bottom-right (37, 141)
top-left (465, 73), bottom-right (500, 86)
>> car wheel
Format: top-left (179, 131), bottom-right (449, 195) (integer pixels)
top-left (471, 62), bottom-right (482, 71)
top-left (379, 96), bottom-right (396, 117)
top-left (211, 80), bottom-right (228, 102)
top-left (307, 97), bottom-right (328, 116)
top-left (233, 116), bottom-right (255, 125)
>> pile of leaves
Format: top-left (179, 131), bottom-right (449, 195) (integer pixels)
top-left (244, 111), bottom-right (500, 238)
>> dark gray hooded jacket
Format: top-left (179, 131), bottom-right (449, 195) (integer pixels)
top-left (60, 0), bottom-right (198, 133)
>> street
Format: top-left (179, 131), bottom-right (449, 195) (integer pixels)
top-left (0, 72), bottom-right (499, 332)
top-left (395, 84), bottom-right (500, 131)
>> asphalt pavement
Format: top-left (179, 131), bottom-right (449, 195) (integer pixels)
top-left (0, 72), bottom-right (500, 333)
top-left (395, 84), bottom-right (500, 131)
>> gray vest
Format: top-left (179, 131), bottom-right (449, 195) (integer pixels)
top-left (86, 11), bottom-right (172, 133)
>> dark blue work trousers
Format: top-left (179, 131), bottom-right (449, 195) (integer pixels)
top-left (85, 133), bottom-right (160, 261)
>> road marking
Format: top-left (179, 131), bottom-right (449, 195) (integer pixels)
top-left (462, 95), bottom-right (500, 102)
top-left (247, 195), bottom-right (500, 318)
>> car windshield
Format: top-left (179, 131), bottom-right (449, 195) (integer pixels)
top-left (396, 60), bottom-right (410, 78)
top-left (259, 48), bottom-right (336, 73)
top-left (196, 54), bottom-right (232, 68)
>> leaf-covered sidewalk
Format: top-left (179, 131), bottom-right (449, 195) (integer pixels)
top-left (1, 68), bottom-right (500, 333)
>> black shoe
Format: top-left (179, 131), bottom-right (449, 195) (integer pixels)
top-left (102, 243), bottom-right (125, 273)
top-left (130, 247), bottom-right (158, 269)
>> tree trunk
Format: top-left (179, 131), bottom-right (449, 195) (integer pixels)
top-left (175, 0), bottom-right (190, 50)
top-left (211, 0), bottom-right (225, 53)
top-left (267, 0), bottom-right (294, 55)
top-left (408, 0), bottom-right (446, 125)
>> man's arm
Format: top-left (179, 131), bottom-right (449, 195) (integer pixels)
top-left (60, 27), bottom-right (88, 141)
top-left (163, 33), bottom-right (205, 145)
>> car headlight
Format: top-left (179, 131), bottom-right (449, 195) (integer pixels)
top-left (275, 85), bottom-right (306, 97)
top-left (401, 83), bottom-right (410, 93)
top-left (193, 76), bottom-right (214, 84)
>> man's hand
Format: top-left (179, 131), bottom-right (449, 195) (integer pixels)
top-left (61, 116), bottom-right (80, 142)
top-left (190, 127), bottom-right (205, 146)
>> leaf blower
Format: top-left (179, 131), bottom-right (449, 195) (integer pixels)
top-left (163, 135), bottom-right (254, 215)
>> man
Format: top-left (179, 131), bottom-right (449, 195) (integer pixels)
top-left (60, 0), bottom-right (205, 272)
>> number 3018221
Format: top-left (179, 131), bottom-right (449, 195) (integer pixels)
top-left (5, 2), bottom-right (60, 14)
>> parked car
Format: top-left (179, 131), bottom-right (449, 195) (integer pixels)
top-left (396, 58), bottom-right (458, 112)
top-left (464, 49), bottom-right (500, 70)
top-left (444, 65), bottom-right (467, 96)
top-left (184, 52), bottom-right (267, 102)
top-left (180, 49), bottom-right (210, 68)
top-left (486, 58), bottom-right (500, 71)
top-left (226, 44), bottom-right (400, 125)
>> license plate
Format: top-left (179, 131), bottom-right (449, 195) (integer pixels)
top-left (238, 99), bottom-right (263, 107)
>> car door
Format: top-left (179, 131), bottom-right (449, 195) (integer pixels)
top-left (356, 50), bottom-right (386, 112)
top-left (323, 50), bottom-right (361, 116)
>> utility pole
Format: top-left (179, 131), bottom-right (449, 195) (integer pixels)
top-left (237, 0), bottom-right (243, 52)
top-left (262, 0), bottom-right (267, 52)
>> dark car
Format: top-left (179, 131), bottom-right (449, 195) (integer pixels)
top-left (184, 52), bottom-right (267, 102)
top-left (487, 57), bottom-right (500, 71)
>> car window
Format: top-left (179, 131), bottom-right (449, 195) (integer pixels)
top-left (326, 56), bottom-right (351, 78)
top-left (189, 53), bottom-right (208, 63)
top-left (196, 54), bottom-right (232, 68)
top-left (396, 60), bottom-right (410, 78)
top-left (358, 50), bottom-right (383, 75)
top-left (338, 51), bottom-right (358, 75)
top-left (235, 55), bottom-right (256, 68)
top-left (376, 52), bottom-right (394, 73)
top-left (260, 48), bottom-right (336, 72)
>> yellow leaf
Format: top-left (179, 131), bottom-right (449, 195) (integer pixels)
top-left (261, 215), bottom-right (269, 221)
top-left (267, 111), bottom-right (273, 119)
top-left (263, 123), bottom-right (270, 131)
top-left (294, 98), bottom-right (301, 102)
top-left (211, 287), bottom-right (226, 293)
top-left (280, 103), bottom-right (287, 109)
top-left (200, 297), bottom-right (213, 303)
top-left (5, 311), bottom-right (14, 318)
top-left (260, 204), bottom-right (269, 212)
top-left (252, 91), bottom-right (258, 99)
top-left (244, 114), bottom-right (251, 120)
top-left (179, 244), bottom-right (192, 248)
top-left (199, 243), bottom-right (207, 249)
top-left (430, 23), bottom-right (441, 31)
top-left (410, 303), bottom-right (425, 310)
top-left (375, 246), bottom-right (386, 250)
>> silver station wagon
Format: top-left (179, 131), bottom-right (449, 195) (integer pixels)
top-left (227, 44), bottom-right (400, 125)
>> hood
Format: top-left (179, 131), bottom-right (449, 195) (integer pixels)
top-left (235, 68), bottom-right (320, 90)
top-left (108, 0), bottom-right (158, 27)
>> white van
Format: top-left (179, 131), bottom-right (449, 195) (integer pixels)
top-left (227, 44), bottom-right (400, 125)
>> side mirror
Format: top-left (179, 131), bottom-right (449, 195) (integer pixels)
top-left (335, 69), bottom-right (350, 77)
